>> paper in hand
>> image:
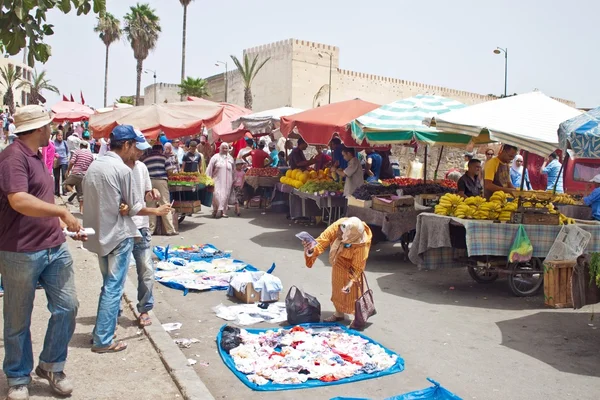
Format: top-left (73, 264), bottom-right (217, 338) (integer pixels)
top-left (295, 231), bottom-right (317, 249)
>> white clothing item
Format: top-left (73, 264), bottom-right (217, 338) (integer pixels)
top-left (8, 123), bottom-right (15, 135)
top-left (98, 138), bottom-right (108, 157)
top-left (277, 137), bottom-right (288, 154)
top-left (131, 161), bottom-right (152, 229)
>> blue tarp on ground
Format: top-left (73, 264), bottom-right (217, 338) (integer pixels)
top-left (217, 323), bottom-right (404, 391)
top-left (331, 378), bottom-right (462, 400)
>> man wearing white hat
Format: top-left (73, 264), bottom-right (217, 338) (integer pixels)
top-left (583, 175), bottom-right (600, 221)
top-left (0, 105), bottom-right (84, 400)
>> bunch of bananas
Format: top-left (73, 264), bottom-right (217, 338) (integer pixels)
top-left (553, 193), bottom-right (581, 205)
top-left (559, 213), bottom-right (576, 225)
top-left (453, 204), bottom-right (477, 219)
top-left (489, 191), bottom-right (510, 206)
top-left (464, 196), bottom-right (486, 207)
top-left (481, 201), bottom-right (503, 220)
top-left (434, 193), bottom-right (464, 216)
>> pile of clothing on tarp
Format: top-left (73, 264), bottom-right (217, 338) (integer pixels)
top-left (155, 257), bottom-right (256, 293)
top-left (213, 303), bottom-right (288, 325)
top-left (220, 324), bottom-right (401, 387)
top-left (153, 244), bottom-right (228, 261)
top-left (227, 270), bottom-right (283, 302)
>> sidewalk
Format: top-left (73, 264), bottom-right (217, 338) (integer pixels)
top-left (0, 238), bottom-right (183, 400)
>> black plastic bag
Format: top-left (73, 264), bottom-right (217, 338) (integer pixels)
top-left (285, 286), bottom-right (321, 325)
top-left (220, 325), bottom-right (242, 354)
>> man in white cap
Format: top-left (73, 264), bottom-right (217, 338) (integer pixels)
top-left (0, 105), bottom-right (84, 400)
top-left (82, 125), bottom-right (171, 354)
top-left (584, 175), bottom-right (600, 221)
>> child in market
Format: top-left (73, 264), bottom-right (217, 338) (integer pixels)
top-left (232, 159), bottom-right (246, 216)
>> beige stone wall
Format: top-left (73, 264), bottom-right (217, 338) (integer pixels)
top-left (143, 83), bottom-right (181, 104)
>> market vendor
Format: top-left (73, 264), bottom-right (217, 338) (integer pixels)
top-left (365, 149), bottom-right (382, 183)
top-left (583, 175), bottom-right (600, 221)
top-left (483, 144), bottom-right (517, 199)
top-left (303, 217), bottom-right (373, 329)
top-left (330, 137), bottom-right (348, 170)
top-left (289, 137), bottom-right (315, 170)
top-left (242, 139), bottom-right (272, 168)
top-left (336, 147), bottom-right (364, 197)
top-left (314, 145), bottom-right (332, 170)
top-left (457, 159), bottom-right (483, 198)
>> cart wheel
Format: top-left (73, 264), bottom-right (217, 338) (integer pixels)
top-left (178, 214), bottom-right (186, 223)
top-left (507, 257), bottom-right (544, 297)
top-left (467, 266), bottom-right (499, 283)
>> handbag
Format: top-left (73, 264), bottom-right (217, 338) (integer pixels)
top-left (354, 273), bottom-right (376, 328)
top-left (53, 157), bottom-right (60, 169)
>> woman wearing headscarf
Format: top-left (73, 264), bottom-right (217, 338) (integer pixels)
top-left (163, 142), bottom-right (179, 173)
top-left (510, 154), bottom-right (532, 190)
top-left (304, 217), bottom-right (373, 329)
top-left (206, 143), bottom-right (235, 218)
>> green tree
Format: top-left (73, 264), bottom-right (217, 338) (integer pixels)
top-left (0, 0), bottom-right (106, 65)
top-left (0, 65), bottom-right (27, 114)
top-left (179, 77), bottom-right (210, 98)
top-left (95, 12), bottom-right (122, 107)
top-left (115, 96), bottom-right (135, 105)
top-left (179, 0), bottom-right (194, 100)
top-left (230, 54), bottom-right (270, 109)
top-left (22, 70), bottom-right (59, 105)
top-left (123, 3), bottom-right (161, 106)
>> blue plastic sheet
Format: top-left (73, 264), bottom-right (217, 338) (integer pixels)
top-left (153, 244), bottom-right (229, 261)
top-left (331, 378), bottom-right (462, 400)
top-left (217, 323), bottom-right (404, 391)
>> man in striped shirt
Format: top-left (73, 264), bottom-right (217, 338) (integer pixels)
top-left (140, 144), bottom-right (177, 235)
top-left (63, 141), bottom-right (94, 211)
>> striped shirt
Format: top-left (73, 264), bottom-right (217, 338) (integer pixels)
top-left (70, 149), bottom-right (94, 175)
top-left (141, 150), bottom-right (173, 180)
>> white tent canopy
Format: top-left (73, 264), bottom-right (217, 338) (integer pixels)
top-left (231, 106), bottom-right (304, 134)
top-left (424, 92), bottom-right (582, 156)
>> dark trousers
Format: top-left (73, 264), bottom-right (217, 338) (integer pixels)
top-left (53, 164), bottom-right (68, 196)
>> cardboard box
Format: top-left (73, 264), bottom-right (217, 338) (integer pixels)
top-left (371, 194), bottom-right (414, 213)
top-left (347, 196), bottom-right (372, 209)
top-left (233, 284), bottom-right (279, 304)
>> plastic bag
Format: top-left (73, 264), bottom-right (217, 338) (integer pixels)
top-left (285, 286), bottom-right (321, 325)
top-left (220, 325), bottom-right (242, 354)
top-left (508, 225), bottom-right (533, 263)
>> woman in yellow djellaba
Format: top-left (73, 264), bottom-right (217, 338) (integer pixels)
top-left (303, 217), bottom-right (372, 329)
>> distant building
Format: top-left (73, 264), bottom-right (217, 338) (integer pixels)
top-left (143, 38), bottom-right (575, 111)
top-left (143, 83), bottom-right (181, 105)
top-left (0, 57), bottom-right (33, 110)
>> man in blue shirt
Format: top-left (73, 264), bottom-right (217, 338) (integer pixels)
top-left (584, 175), bottom-right (600, 221)
top-left (365, 149), bottom-right (382, 182)
top-left (541, 152), bottom-right (564, 193)
top-left (330, 137), bottom-right (348, 170)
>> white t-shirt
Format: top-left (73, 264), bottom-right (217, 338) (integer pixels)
top-left (131, 161), bottom-right (152, 229)
top-left (98, 138), bottom-right (108, 157)
top-left (8, 123), bottom-right (15, 135)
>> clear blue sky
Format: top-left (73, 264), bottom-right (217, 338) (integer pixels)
top-left (28, 0), bottom-right (598, 108)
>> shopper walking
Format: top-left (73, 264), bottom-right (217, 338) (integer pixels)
top-left (53, 131), bottom-right (69, 196)
top-left (141, 144), bottom-right (177, 235)
top-left (0, 105), bottom-right (84, 400)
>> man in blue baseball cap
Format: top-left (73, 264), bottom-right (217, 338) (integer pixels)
top-left (82, 125), bottom-right (168, 354)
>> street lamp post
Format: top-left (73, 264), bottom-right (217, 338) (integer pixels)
top-left (144, 69), bottom-right (157, 103)
top-left (318, 52), bottom-right (333, 104)
top-left (493, 47), bottom-right (508, 97)
top-left (216, 61), bottom-right (228, 102)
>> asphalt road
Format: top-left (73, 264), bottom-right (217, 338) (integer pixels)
top-left (147, 207), bottom-right (600, 400)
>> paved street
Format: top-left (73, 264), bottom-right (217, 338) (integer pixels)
top-left (149, 207), bottom-right (600, 400)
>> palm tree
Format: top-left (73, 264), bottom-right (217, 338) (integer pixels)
top-left (95, 12), bottom-right (122, 107)
top-left (0, 65), bottom-right (26, 114)
top-left (22, 70), bottom-right (59, 105)
top-left (230, 53), bottom-right (271, 109)
top-left (115, 96), bottom-right (135, 105)
top-left (124, 3), bottom-right (161, 106)
top-left (179, 77), bottom-right (210, 98)
top-left (179, 0), bottom-right (194, 100)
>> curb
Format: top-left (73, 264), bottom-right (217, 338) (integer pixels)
top-left (122, 278), bottom-right (215, 400)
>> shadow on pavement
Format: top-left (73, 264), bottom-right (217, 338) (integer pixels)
top-left (496, 311), bottom-right (600, 377)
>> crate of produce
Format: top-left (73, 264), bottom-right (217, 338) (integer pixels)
top-left (544, 260), bottom-right (575, 308)
top-left (172, 200), bottom-right (202, 214)
top-left (512, 211), bottom-right (560, 225)
top-left (371, 194), bottom-right (414, 213)
top-left (347, 196), bottom-right (372, 209)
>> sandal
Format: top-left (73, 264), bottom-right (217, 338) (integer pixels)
top-left (91, 341), bottom-right (128, 354)
top-left (138, 313), bottom-right (152, 327)
top-left (89, 333), bottom-right (117, 345)
top-left (324, 315), bottom-right (344, 322)
top-left (221, 214), bottom-right (229, 218)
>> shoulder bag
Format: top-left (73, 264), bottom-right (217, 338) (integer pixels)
top-left (354, 272), bottom-right (376, 327)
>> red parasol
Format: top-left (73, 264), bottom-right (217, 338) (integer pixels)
top-left (280, 99), bottom-right (381, 147)
top-left (187, 97), bottom-right (251, 142)
top-left (51, 101), bottom-right (94, 122)
top-left (88, 101), bottom-right (223, 139)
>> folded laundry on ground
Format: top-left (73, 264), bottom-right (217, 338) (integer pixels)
top-left (213, 303), bottom-right (288, 326)
top-left (227, 271), bottom-right (283, 302)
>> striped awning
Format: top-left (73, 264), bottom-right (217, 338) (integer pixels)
top-left (350, 95), bottom-right (468, 145)
top-left (424, 92), bottom-right (582, 157)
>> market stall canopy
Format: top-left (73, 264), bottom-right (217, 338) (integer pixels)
top-left (89, 101), bottom-right (224, 139)
top-left (187, 96), bottom-right (251, 142)
top-left (423, 92), bottom-right (582, 156)
top-left (51, 101), bottom-right (94, 122)
top-left (231, 106), bottom-right (304, 135)
top-left (280, 98), bottom-right (380, 146)
top-left (95, 103), bottom-right (134, 114)
top-left (558, 107), bottom-right (600, 158)
top-left (350, 95), bottom-right (472, 146)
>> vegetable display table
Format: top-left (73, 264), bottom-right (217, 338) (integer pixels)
top-left (168, 182), bottom-right (213, 222)
top-left (290, 190), bottom-right (347, 224)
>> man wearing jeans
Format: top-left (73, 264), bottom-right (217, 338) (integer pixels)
top-left (0, 105), bottom-right (84, 400)
top-left (83, 125), bottom-right (170, 353)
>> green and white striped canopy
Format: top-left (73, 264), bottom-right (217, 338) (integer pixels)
top-left (350, 95), bottom-right (469, 145)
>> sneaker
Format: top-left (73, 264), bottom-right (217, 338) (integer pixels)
top-left (35, 366), bottom-right (73, 396)
top-left (7, 385), bottom-right (29, 400)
